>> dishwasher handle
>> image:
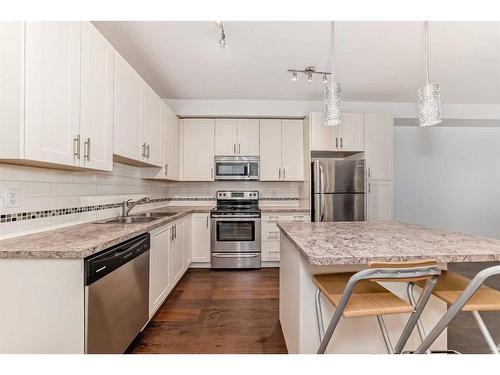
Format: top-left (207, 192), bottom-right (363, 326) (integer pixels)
top-left (85, 233), bottom-right (150, 285)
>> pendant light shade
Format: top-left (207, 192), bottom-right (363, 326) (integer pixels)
top-left (324, 21), bottom-right (342, 126)
top-left (417, 21), bottom-right (442, 127)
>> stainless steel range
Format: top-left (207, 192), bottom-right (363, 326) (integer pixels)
top-left (210, 191), bottom-right (261, 269)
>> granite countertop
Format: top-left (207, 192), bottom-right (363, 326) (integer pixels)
top-left (0, 206), bottom-right (212, 260)
top-left (277, 221), bottom-right (500, 266)
top-left (260, 206), bottom-right (310, 213)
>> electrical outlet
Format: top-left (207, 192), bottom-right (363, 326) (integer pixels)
top-left (4, 189), bottom-right (20, 209)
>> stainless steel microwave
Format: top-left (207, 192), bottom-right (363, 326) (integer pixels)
top-left (214, 156), bottom-right (259, 181)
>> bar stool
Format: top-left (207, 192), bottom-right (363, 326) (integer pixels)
top-left (411, 265), bottom-right (500, 354)
top-left (314, 259), bottom-right (441, 354)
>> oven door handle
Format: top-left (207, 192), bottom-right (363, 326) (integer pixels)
top-left (212, 253), bottom-right (260, 258)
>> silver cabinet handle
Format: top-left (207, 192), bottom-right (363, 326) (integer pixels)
top-left (212, 253), bottom-right (259, 258)
top-left (268, 216), bottom-right (279, 222)
top-left (73, 135), bottom-right (81, 159)
top-left (283, 168), bottom-right (286, 179)
top-left (174, 224), bottom-right (177, 239)
top-left (84, 137), bottom-right (91, 161)
top-left (170, 226), bottom-right (174, 241)
top-left (141, 143), bottom-right (146, 157)
top-left (238, 143), bottom-right (241, 154)
top-left (146, 144), bottom-right (150, 159)
top-left (164, 163), bottom-right (168, 176)
top-left (279, 168), bottom-right (281, 179)
top-left (340, 137), bottom-right (343, 149)
top-left (233, 143), bottom-right (236, 154)
top-left (206, 215), bottom-right (209, 227)
top-left (368, 182), bottom-right (371, 194)
top-left (336, 137), bottom-right (338, 149)
top-left (368, 167), bottom-right (371, 178)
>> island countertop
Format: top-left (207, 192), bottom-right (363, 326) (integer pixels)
top-left (277, 221), bottom-right (500, 266)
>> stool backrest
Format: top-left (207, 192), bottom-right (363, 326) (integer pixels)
top-left (367, 259), bottom-right (439, 283)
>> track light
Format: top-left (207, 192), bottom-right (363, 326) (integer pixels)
top-left (287, 66), bottom-right (331, 83)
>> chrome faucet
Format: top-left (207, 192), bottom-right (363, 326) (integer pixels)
top-left (122, 197), bottom-right (151, 217)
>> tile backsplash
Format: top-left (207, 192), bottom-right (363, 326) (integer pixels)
top-left (0, 163), bottom-right (305, 239)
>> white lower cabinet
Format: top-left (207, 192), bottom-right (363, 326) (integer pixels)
top-left (261, 212), bottom-right (310, 263)
top-left (148, 216), bottom-right (191, 318)
top-left (367, 180), bottom-right (394, 221)
top-left (190, 213), bottom-right (211, 264)
top-left (149, 224), bottom-right (173, 318)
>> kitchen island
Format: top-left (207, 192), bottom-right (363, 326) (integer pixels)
top-left (277, 221), bottom-right (500, 354)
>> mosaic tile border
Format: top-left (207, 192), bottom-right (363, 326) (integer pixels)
top-left (0, 196), bottom-right (299, 223)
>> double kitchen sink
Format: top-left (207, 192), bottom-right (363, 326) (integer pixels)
top-left (93, 211), bottom-right (179, 224)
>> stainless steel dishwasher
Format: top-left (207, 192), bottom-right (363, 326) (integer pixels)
top-left (85, 233), bottom-right (150, 354)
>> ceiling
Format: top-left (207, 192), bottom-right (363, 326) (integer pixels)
top-left (93, 21), bottom-right (500, 104)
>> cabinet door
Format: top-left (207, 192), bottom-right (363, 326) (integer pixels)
top-left (364, 113), bottom-right (394, 180)
top-left (215, 119), bottom-right (237, 156)
top-left (0, 22), bottom-right (24, 158)
top-left (182, 119), bottom-right (215, 181)
top-left (310, 112), bottom-right (338, 151)
top-left (113, 52), bottom-right (142, 161)
top-left (140, 84), bottom-right (163, 167)
top-left (259, 119), bottom-right (282, 181)
top-left (163, 104), bottom-right (180, 180)
top-left (149, 225), bottom-right (172, 317)
top-left (367, 180), bottom-right (394, 221)
top-left (191, 213), bottom-right (211, 263)
top-left (237, 119), bottom-right (260, 156)
top-left (171, 222), bottom-right (185, 284)
top-left (24, 22), bottom-right (81, 167)
top-left (339, 113), bottom-right (364, 152)
top-left (281, 120), bottom-right (304, 181)
top-left (80, 22), bottom-right (114, 171)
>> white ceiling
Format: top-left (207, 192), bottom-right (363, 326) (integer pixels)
top-left (93, 21), bottom-right (500, 104)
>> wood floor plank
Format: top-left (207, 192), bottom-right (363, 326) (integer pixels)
top-left (129, 268), bottom-right (288, 354)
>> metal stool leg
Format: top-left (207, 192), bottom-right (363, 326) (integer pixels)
top-left (407, 282), bottom-right (431, 354)
top-left (376, 315), bottom-right (394, 353)
top-left (471, 311), bottom-right (499, 354)
top-left (314, 289), bottom-right (325, 342)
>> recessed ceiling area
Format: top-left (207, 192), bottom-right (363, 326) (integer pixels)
top-left (93, 21), bottom-right (500, 104)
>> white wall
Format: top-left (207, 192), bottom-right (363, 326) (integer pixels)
top-left (394, 120), bottom-right (500, 239)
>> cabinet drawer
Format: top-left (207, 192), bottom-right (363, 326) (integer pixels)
top-left (262, 212), bottom-right (310, 222)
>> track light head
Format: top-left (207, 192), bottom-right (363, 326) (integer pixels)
top-left (307, 73), bottom-right (313, 83)
top-left (217, 21), bottom-right (226, 48)
top-left (292, 71), bottom-right (298, 81)
top-left (323, 74), bottom-right (328, 84)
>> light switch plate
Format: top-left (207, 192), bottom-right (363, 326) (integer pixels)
top-left (4, 189), bottom-right (20, 209)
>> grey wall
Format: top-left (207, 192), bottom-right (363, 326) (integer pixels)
top-left (394, 119), bottom-right (500, 239)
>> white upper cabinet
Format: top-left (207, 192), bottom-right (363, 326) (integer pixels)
top-left (140, 83), bottom-right (162, 167)
top-left (215, 119), bottom-right (237, 155)
top-left (113, 52), bottom-right (142, 162)
top-left (80, 22), bottom-right (114, 171)
top-left (237, 119), bottom-right (260, 156)
top-left (281, 120), bottom-right (304, 181)
top-left (364, 113), bottom-right (394, 180)
top-left (260, 119), bottom-right (283, 181)
top-left (163, 104), bottom-right (180, 180)
top-left (260, 119), bottom-right (304, 181)
top-left (214, 119), bottom-right (259, 156)
top-left (24, 22), bottom-right (82, 167)
top-left (367, 180), bottom-right (394, 221)
top-left (181, 119), bottom-right (215, 181)
top-left (310, 112), bottom-right (364, 152)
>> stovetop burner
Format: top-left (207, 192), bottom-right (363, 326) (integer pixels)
top-left (211, 190), bottom-right (261, 217)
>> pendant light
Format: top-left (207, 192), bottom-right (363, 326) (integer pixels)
top-left (417, 21), bottom-right (442, 127)
top-left (324, 21), bottom-right (342, 126)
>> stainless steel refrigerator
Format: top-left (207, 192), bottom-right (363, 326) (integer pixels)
top-left (311, 159), bottom-right (365, 222)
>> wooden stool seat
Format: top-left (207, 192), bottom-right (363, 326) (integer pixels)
top-left (415, 271), bottom-right (500, 312)
top-left (313, 273), bottom-right (414, 318)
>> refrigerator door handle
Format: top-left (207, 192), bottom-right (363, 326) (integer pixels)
top-left (319, 163), bottom-right (326, 221)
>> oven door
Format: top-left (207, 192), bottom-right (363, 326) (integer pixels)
top-left (211, 217), bottom-right (261, 253)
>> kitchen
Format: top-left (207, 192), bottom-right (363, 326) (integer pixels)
top-left (1, 8), bottom-right (500, 365)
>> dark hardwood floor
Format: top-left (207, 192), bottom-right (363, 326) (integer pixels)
top-left (129, 268), bottom-right (288, 354)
